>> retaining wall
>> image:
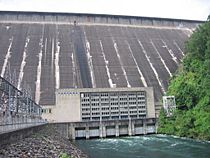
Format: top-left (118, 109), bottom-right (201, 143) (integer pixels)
top-left (0, 123), bottom-right (47, 147)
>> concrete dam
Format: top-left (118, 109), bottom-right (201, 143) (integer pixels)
top-left (1, 11), bottom-right (209, 158)
top-left (0, 11), bottom-right (202, 109)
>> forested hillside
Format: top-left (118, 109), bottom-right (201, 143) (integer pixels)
top-left (158, 17), bottom-right (210, 140)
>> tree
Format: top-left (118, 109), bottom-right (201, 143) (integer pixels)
top-left (158, 19), bottom-right (210, 140)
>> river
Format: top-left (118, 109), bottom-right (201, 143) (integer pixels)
top-left (75, 134), bottom-right (210, 158)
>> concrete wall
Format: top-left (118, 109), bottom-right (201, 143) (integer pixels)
top-left (55, 91), bottom-right (81, 122)
top-left (42, 93), bottom-right (81, 122)
top-left (146, 87), bottom-right (156, 118)
top-left (0, 124), bottom-right (46, 146)
top-left (52, 118), bottom-right (157, 140)
top-left (0, 11), bottom-right (203, 28)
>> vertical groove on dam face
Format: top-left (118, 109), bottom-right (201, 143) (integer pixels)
top-left (72, 25), bottom-right (92, 88)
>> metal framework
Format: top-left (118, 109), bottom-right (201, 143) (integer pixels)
top-left (163, 96), bottom-right (176, 116)
top-left (0, 76), bottom-right (43, 127)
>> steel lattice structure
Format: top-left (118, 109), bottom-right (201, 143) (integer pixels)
top-left (0, 76), bottom-right (42, 126)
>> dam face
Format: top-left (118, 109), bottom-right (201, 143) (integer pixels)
top-left (0, 11), bottom-right (201, 106)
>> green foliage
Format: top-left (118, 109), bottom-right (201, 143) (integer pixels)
top-left (59, 153), bottom-right (71, 158)
top-left (158, 19), bottom-right (210, 140)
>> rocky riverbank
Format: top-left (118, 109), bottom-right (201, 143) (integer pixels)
top-left (0, 125), bottom-right (88, 158)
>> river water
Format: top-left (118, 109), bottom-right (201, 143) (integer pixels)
top-left (75, 134), bottom-right (210, 158)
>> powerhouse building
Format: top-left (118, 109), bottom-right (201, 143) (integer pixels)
top-left (42, 87), bottom-right (155, 122)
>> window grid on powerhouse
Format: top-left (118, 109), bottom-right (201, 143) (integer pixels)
top-left (80, 91), bottom-right (147, 121)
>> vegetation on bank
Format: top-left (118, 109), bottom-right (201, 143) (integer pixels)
top-left (158, 17), bottom-right (210, 140)
top-left (59, 152), bottom-right (71, 158)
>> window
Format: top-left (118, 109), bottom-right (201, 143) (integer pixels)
top-left (110, 92), bottom-right (118, 96)
top-left (130, 115), bottom-right (137, 118)
top-left (101, 103), bottom-right (109, 106)
top-left (111, 111), bottom-right (118, 115)
top-left (102, 116), bottom-right (109, 120)
top-left (101, 98), bottom-right (109, 102)
top-left (92, 108), bottom-right (100, 111)
top-left (137, 91), bottom-right (145, 96)
top-left (121, 115), bottom-right (128, 119)
top-left (92, 117), bottom-right (100, 120)
top-left (102, 112), bottom-right (109, 115)
top-left (92, 112), bottom-right (100, 116)
top-left (82, 108), bottom-right (90, 111)
top-left (111, 116), bottom-right (119, 119)
top-left (82, 117), bottom-right (90, 121)
top-left (101, 93), bottom-right (108, 97)
top-left (42, 109), bottom-right (52, 114)
top-left (137, 97), bottom-right (145, 100)
top-left (102, 107), bottom-right (109, 111)
top-left (111, 107), bottom-right (118, 110)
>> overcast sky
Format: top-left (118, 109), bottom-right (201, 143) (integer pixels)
top-left (0, 0), bottom-right (209, 20)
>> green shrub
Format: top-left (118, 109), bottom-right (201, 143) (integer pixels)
top-left (158, 18), bottom-right (210, 141)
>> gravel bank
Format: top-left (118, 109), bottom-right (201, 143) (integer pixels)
top-left (0, 125), bottom-right (88, 158)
